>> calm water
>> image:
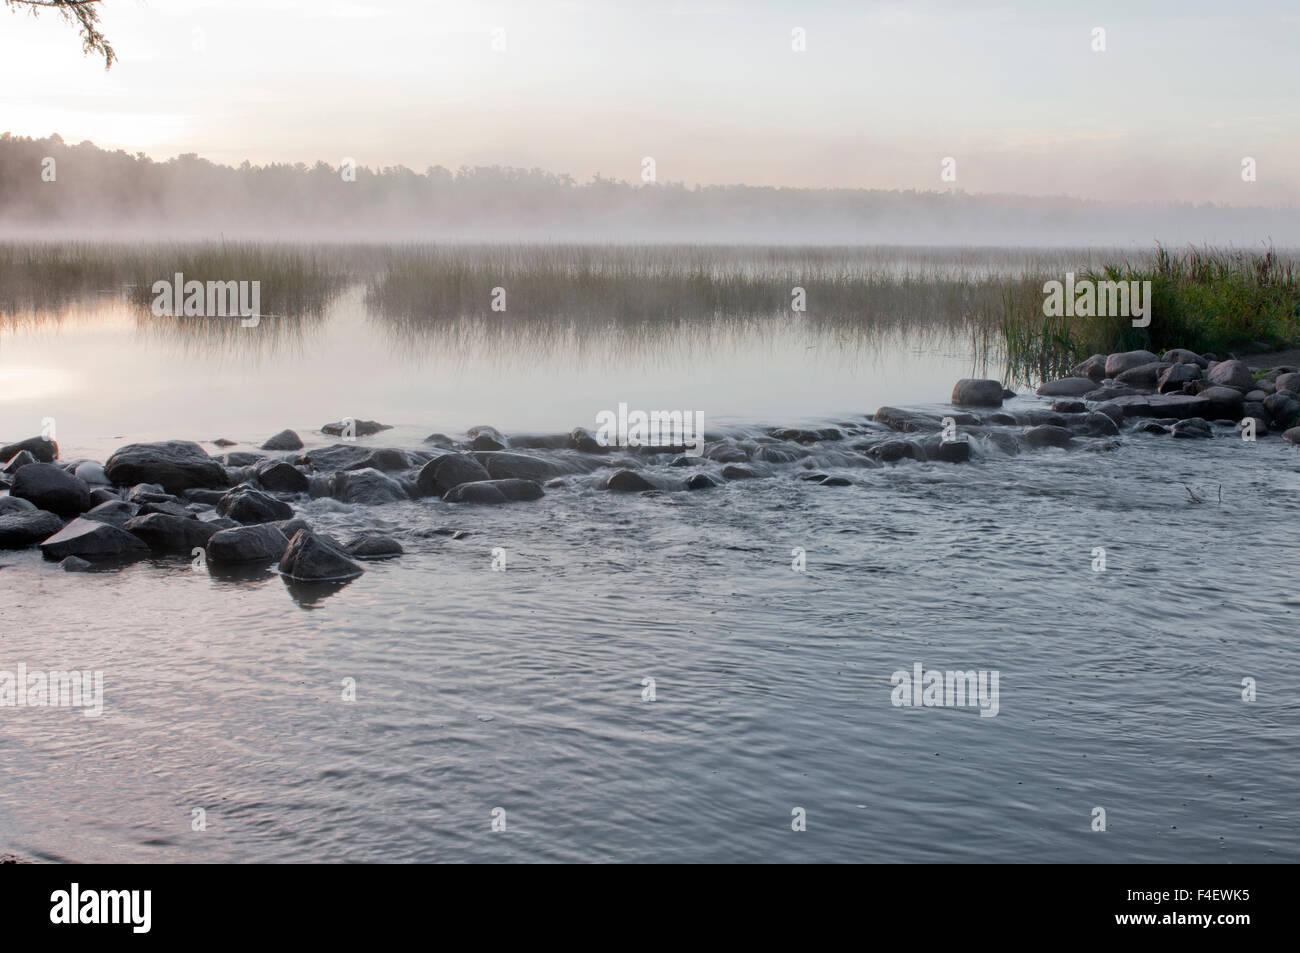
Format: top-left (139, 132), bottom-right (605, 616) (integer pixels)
top-left (1, 283), bottom-right (1297, 863)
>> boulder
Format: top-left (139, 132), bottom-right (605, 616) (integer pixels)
top-left (1198, 386), bottom-right (1245, 419)
top-left (10, 463), bottom-right (91, 517)
top-left (416, 453), bottom-right (492, 496)
top-left (0, 436), bottom-right (57, 464)
top-left (1070, 354), bottom-right (1108, 381)
top-left (868, 440), bottom-right (922, 462)
top-left (330, 468), bottom-right (409, 504)
top-left (686, 473), bottom-right (719, 490)
top-left (206, 523), bottom-right (290, 564)
top-left (321, 419), bottom-right (391, 437)
top-left (1050, 400), bottom-right (1087, 414)
top-left (1021, 425), bottom-right (1073, 449)
top-left (81, 499), bottom-right (139, 528)
top-left (1162, 349), bottom-right (1209, 368)
top-left (443, 479), bottom-right (543, 503)
top-left (1135, 421), bottom-right (1170, 435)
top-left (280, 529), bottom-right (364, 581)
top-left (470, 433), bottom-right (505, 451)
top-left (0, 496), bottom-right (36, 515)
top-left (931, 440), bottom-right (971, 463)
top-left (343, 534), bottom-right (404, 560)
top-left (721, 464), bottom-right (763, 479)
top-left (1283, 427), bottom-right (1300, 446)
top-left (1171, 418), bottom-right (1212, 439)
top-left (1077, 412), bottom-right (1120, 437)
top-left (606, 469), bottom-right (655, 492)
top-left (1264, 391), bottom-right (1300, 429)
top-left (39, 517), bottom-right (150, 563)
top-left (1099, 394), bottom-right (1211, 420)
top-left (299, 443), bottom-right (372, 471)
top-left (60, 556), bottom-right (93, 573)
top-left (1206, 359), bottom-right (1255, 392)
top-left (255, 460), bottom-right (310, 493)
top-left (472, 451), bottom-right (568, 482)
top-left (104, 441), bottom-right (228, 493)
top-left (217, 486), bottom-right (295, 523)
top-left (568, 427), bottom-right (606, 453)
top-left (0, 509), bottom-right (64, 549)
top-left (346, 448), bottom-right (411, 472)
top-left (260, 429), bottom-right (304, 451)
top-left (123, 513), bottom-right (219, 554)
top-left (1274, 372), bottom-right (1300, 394)
top-left (951, 379), bottom-right (1004, 407)
top-left (874, 407), bottom-right (942, 433)
top-left (183, 488), bottom-right (227, 505)
top-left (73, 461), bottom-right (110, 485)
top-left (138, 500), bottom-right (193, 519)
top-left (1114, 362), bottom-right (1171, 389)
top-left (1036, 378), bottom-right (1099, 397)
top-left (1104, 350), bottom-right (1159, 377)
top-left (1158, 363), bottom-right (1202, 393)
top-left (819, 476), bottom-right (853, 486)
top-left (1, 450), bottom-right (36, 474)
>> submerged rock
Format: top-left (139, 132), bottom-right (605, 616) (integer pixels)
top-left (721, 464), bottom-right (762, 479)
top-left (60, 556), bottom-right (93, 573)
top-left (123, 513), bottom-right (219, 554)
top-left (0, 509), bottom-right (64, 549)
top-left (280, 529), bottom-right (364, 581)
top-left (686, 473), bottom-right (719, 490)
top-left (1036, 378), bottom-right (1097, 397)
top-left (344, 534), bottom-right (404, 559)
top-left (416, 453), bottom-right (492, 496)
top-left (1021, 425), bottom-right (1074, 449)
top-left (606, 469), bottom-right (655, 492)
top-left (874, 407), bottom-right (941, 433)
top-left (472, 450), bottom-right (569, 482)
top-left (1171, 418), bottom-right (1213, 439)
top-left (104, 441), bottom-right (228, 493)
top-left (81, 499), bottom-right (139, 528)
top-left (443, 478), bottom-right (544, 504)
top-left (11, 463), bottom-right (92, 517)
top-left (217, 486), bottom-right (295, 524)
top-left (255, 459), bottom-right (310, 493)
top-left (40, 517), bottom-right (150, 563)
top-left (331, 467), bottom-right (409, 504)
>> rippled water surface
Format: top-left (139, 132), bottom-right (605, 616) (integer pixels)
top-left (2, 283), bottom-right (1298, 863)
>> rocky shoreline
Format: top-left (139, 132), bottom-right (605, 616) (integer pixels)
top-left (2, 345), bottom-right (1293, 586)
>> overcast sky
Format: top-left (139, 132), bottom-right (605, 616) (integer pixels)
top-left (2, 0), bottom-right (1298, 204)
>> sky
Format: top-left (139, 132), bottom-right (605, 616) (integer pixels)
top-left (2, 0), bottom-right (1299, 205)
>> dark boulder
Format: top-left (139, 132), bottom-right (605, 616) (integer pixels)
top-left (1036, 378), bottom-right (1098, 397)
top-left (40, 518), bottom-right (149, 563)
top-left (1070, 354), bottom-right (1108, 381)
top-left (1, 450), bottom-right (36, 474)
top-left (1104, 350), bottom-right (1159, 377)
top-left (1114, 362), bottom-right (1171, 389)
top-left (721, 464), bottom-right (763, 479)
top-left (568, 427), bottom-right (606, 453)
top-left (321, 418), bottom-right (391, 437)
top-left (1198, 386), bottom-right (1245, 419)
top-left (443, 479), bottom-right (544, 504)
top-left (330, 468), bottom-right (409, 504)
top-left (686, 473), bottom-right (719, 490)
top-left (344, 534), bottom-right (404, 559)
top-left (0, 436), bottom-right (57, 464)
top-left (216, 486), bottom-right (295, 524)
top-left (868, 440), bottom-right (922, 462)
top-left (1274, 372), bottom-right (1300, 394)
top-left (11, 463), bottom-right (91, 517)
top-left (60, 556), bottom-right (93, 572)
top-left (182, 488), bottom-right (227, 505)
top-left (1077, 412), bottom-right (1120, 437)
top-left (0, 509), bottom-right (64, 549)
top-left (1171, 418), bottom-right (1212, 439)
top-left (1134, 421), bottom-right (1170, 435)
top-left (206, 523), bottom-right (290, 564)
top-left (470, 433), bottom-right (505, 451)
top-left (1158, 363), bottom-right (1202, 393)
top-left (874, 407), bottom-right (942, 433)
top-left (255, 459), bottom-right (310, 493)
top-left (260, 429), bottom-right (304, 451)
top-left (931, 440), bottom-right (971, 463)
top-left (1162, 348), bottom-right (1209, 368)
top-left (416, 453), bottom-right (492, 496)
top-left (104, 441), bottom-right (228, 493)
top-left (1206, 359), bottom-right (1255, 391)
top-left (81, 499), bottom-right (139, 528)
top-left (606, 469), bottom-right (655, 492)
top-left (280, 529), bottom-right (364, 581)
top-left (951, 379), bottom-right (1004, 407)
top-left (346, 448), bottom-right (411, 472)
top-left (1050, 400), bottom-right (1087, 414)
top-left (0, 496), bottom-right (37, 515)
top-left (298, 443), bottom-right (372, 471)
top-left (1021, 425), bottom-right (1073, 449)
top-left (123, 513), bottom-right (219, 554)
top-left (1264, 390), bottom-right (1300, 429)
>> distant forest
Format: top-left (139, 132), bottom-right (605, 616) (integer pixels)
top-left (1, 133), bottom-right (1295, 245)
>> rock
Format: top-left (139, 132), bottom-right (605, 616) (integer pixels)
top-left (1206, 359), bottom-right (1255, 391)
top-left (423, 433), bottom-right (455, 448)
top-left (280, 529), bottom-right (364, 581)
top-left (1162, 349), bottom-right (1209, 368)
top-left (951, 379), bottom-right (1004, 407)
top-left (869, 440), bottom-right (921, 462)
top-left (346, 448), bottom-right (411, 472)
top-left (472, 451), bottom-right (569, 482)
top-left (183, 488), bottom-right (227, 505)
top-left (874, 407), bottom-right (942, 433)
top-left (261, 429), bottom-right (304, 451)
top-left (321, 419), bottom-right (391, 437)
top-left (0, 436), bottom-right (57, 464)
top-left (343, 534), bottom-right (404, 560)
top-left (1051, 400), bottom-right (1087, 414)
top-left (1283, 427), bottom-right (1300, 446)
top-left (72, 461), bottom-right (110, 485)
top-left (255, 460), bottom-right (310, 493)
top-left (1264, 391), bottom-right (1300, 429)
top-left (0, 509), bottom-right (64, 549)
top-left (220, 452), bottom-right (264, 467)
top-left (1198, 386), bottom-right (1245, 419)
top-left (606, 469), bottom-right (655, 492)
top-left (275, 518), bottom-right (312, 538)
top-left (722, 464), bottom-right (762, 479)
top-left (1013, 410), bottom-right (1068, 427)
top-left (985, 412), bottom-right (1017, 426)
top-left (0, 496), bottom-right (37, 515)
top-left (206, 523), bottom-right (290, 564)
top-left (81, 499), bottom-right (139, 528)
top-left (932, 439), bottom-right (971, 463)
top-left (299, 443), bottom-right (372, 471)
top-left (216, 486), bottom-right (295, 524)
top-left (10, 463), bottom-right (91, 517)
top-left (443, 479), bottom-right (544, 504)
top-left (123, 513), bottom-right (219, 554)
top-left (1070, 354), bottom-right (1108, 381)
top-left (1078, 412), bottom-right (1120, 437)
top-left (1158, 363), bottom-right (1202, 393)
top-left (470, 433), bottom-right (505, 451)
top-left (212, 438), bottom-right (237, 447)
top-left (416, 453), bottom-right (492, 496)
top-left (59, 556), bottom-right (93, 573)
top-left (686, 473), bottom-right (718, 490)
top-left (670, 455), bottom-right (707, 468)
top-left (566, 427), bottom-right (605, 453)
top-left (40, 517), bottom-right (150, 563)
top-left (1037, 377), bottom-right (1102, 397)
top-left (1274, 372), bottom-right (1300, 394)
top-left (1135, 421), bottom-right (1169, 435)
top-left (1256, 380), bottom-right (1278, 395)
top-left (1, 450), bottom-right (36, 474)
top-left (138, 500), bottom-right (192, 519)
top-left (1171, 418), bottom-right (1212, 439)
top-left (1115, 362), bottom-right (1171, 389)
top-left (1105, 350), bottom-right (1160, 377)
top-left (1100, 394), bottom-right (1211, 420)
top-left (1021, 425), bottom-right (1073, 449)
top-left (330, 468), bottom-right (409, 504)
top-left (104, 441), bottom-right (228, 493)
top-left (1246, 389), bottom-right (1268, 402)
top-left (1091, 403), bottom-right (1125, 426)
top-left (128, 484), bottom-right (174, 503)
top-left (87, 488), bottom-right (119, 507)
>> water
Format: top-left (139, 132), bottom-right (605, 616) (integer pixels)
top-left (1, 282), bottom-right (1297, 863)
